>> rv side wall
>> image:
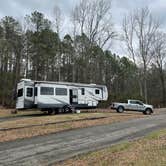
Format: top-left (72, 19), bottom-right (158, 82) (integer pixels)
top-left (36, 84), bottom-right (70, 109)
top-left (16, 80), bottom-right (108, 110)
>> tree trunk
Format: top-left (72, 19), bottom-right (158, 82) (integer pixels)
top-left (144, 66), bottom-right (148, 103)
top-left (144, 77), bottom-right (148, 103)
top-left (159, 70), bottom-right (166, 106)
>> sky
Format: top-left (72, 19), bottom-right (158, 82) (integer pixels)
top-left (0, 0), bottom-right (165, 55)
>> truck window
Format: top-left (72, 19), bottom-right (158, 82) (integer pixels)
top-left (136, 101), bottom-right (143, 105)
top-left (130, 101), bottom-right (137, 104)
top-left (18, 88), bottom-right (23, 97)
top-left (56, 88), bottom-right (67, 96)
top-left (41, 87), bottom-right (54, 95)
top-left (130, 100), bottom-right (142, 105)
top-left (27, 88), bottom-right (33, 97)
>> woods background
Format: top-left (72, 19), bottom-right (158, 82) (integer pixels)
top-left (0, 0), bottom-right (165, 107)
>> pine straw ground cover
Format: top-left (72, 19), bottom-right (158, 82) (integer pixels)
top-left (0, 108), bottom-right (42, 117)
top-left (0, 107), bottom-right (164, 118)
top-left (0, 110), bottom-right (146, 142)
top-left (57, 129), bottom-right (166, 166)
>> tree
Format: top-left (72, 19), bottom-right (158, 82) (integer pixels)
top-left (122, 7), bottom-right (160, 103)
top-left (25, 11), bottom-right (52, 80)
top-left (151, 32), bottom-right (166, 106)
top-left (53, 6), bottom-right (63, 81)
top-left (0, 16), bottom-right (23, 106)
top-left (72, 0), bottom-right (115, 48)
top-left (61, 34), bottom-right (74, 82)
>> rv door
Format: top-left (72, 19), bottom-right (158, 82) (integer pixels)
top-left (70, 89), bottom-right (78, 104)
top-left (24, 86), bottom-right (34, 109)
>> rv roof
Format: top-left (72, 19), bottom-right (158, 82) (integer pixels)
top-left (20, 79), bottom-right (105, 88)
top-left (35, 81), bottom-right (104, 88)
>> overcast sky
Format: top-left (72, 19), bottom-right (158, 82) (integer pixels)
top-left (0, 0), bottom-right (165, 55)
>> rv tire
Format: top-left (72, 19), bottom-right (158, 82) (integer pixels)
top-left (63, 106), bottom-right (72, 113)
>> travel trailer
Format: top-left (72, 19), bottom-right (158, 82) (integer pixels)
top-left (16, 79), bottom-right (108, 113)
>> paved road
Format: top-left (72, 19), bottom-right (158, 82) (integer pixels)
top-left (0, 113), bottom-right (165, 166)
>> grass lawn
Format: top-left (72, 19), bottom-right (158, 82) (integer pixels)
top-left (58, 129), bottom-right (166, 166)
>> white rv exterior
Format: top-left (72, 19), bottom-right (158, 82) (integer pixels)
top-left (16, 79), bottom-right (108, 112)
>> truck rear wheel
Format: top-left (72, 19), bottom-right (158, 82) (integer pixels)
top-left (117, 106), bottom-right (124, 113)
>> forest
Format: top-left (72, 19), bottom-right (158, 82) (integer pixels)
top-left (0, 0), bottom-right (165, 107)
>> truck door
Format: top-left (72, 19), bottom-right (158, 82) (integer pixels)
top-left (128, 101), bottom-right (139, 111)
top-left (136, 101), bottom-right (145, 111)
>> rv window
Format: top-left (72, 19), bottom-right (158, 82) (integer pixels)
top-left (18, 88), bottom-right (23, 97)
top-left (95, 89), bottom-right (100, 94)
top-left (56, 88), bottom-right (67, 96)
top-left (34, 87), bottom-right (38, 96)
top-left (41, 87), bottom-right (54, 95)
top-left (81, 88), bottom-right (85, 95)
top-left (27, 88), bottom-right (33, 97)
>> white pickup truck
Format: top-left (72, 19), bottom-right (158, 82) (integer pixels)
top-left (111, 100), bottom-right (154, 115)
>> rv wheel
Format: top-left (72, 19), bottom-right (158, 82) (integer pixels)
top-left (63, 106), bottom-right (72, 113)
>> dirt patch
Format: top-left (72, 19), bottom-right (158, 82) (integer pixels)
top-left (0, 108), bottom-right (42, 118)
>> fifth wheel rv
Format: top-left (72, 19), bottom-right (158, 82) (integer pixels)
top-left (16, 79), bottom-right (108, 113)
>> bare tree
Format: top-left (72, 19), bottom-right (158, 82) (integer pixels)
top-left (72, 0), bottom-right (115, 48)
top-left (53, 6), bottom-right (63, 34)
top-left (123, 13), bottom-right (136, 64)
top-left (152, 32), bottom-right (166, 105)
top-left (53, 6), bottom-right (63, 81)
top-left (122, 7), bottom-right (160, 103)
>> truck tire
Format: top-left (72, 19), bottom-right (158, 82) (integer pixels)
top-left (143, 108), bottom-right (152, 115)
top-left (117, 106), bottom-right (124, 113)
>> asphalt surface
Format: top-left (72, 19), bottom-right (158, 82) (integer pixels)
top-left (0, 113), bottom-right (165, 166)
